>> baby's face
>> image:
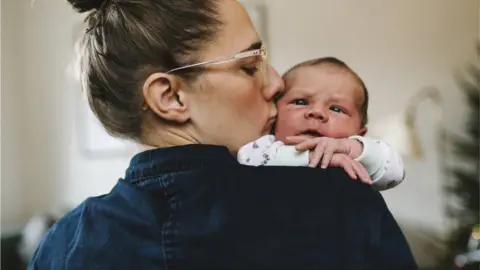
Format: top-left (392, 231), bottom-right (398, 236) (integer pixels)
top-left (275, 65), bottom-right (366, 141)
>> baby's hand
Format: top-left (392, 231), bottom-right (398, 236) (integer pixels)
top-left (326, 154), bottom-right (373, 184)
top-left (284, 135), bottom-right (371, 184)
top-left (284, 136), bottom-right (355, 168)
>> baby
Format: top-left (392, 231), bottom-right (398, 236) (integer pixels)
top-left (238, 57), bottom-right (405, 191)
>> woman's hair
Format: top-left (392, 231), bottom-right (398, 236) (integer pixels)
top-left (68, 0), bottom-right (221, 142)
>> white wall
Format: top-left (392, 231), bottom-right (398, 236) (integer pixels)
top-left (1, 0), bottom-right (28, 230)
top-left (21, 1), bottom-right (132, 218)
top-left (1, 0), bottom-right (131, 228)
top-left (1, 0), bottom-right (478, 264)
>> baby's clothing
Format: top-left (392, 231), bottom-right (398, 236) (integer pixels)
top-left (237, 135), bottom-right (405, 191)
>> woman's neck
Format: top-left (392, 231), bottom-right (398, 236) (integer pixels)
top-left (142, 126), bottom-right (201, 150)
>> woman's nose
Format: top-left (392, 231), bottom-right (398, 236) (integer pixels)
top-left (305, 107), bottom-right (329, 122)
top-left (263, 65), bottom-right (284, 101)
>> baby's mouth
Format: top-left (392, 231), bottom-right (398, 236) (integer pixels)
top-left (300, 130), bottom-right (324, 138)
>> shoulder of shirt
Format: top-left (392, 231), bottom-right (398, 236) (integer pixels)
top-left (29, 181), bottom-right (161, 268)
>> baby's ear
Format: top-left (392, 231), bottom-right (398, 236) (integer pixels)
top-left (358, 127), bottom-right (368, 136)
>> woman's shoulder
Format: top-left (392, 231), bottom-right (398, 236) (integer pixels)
top-left (232, 165), bottom-right (356, 185)
top-left (28, 181), bottom-right (164, 269)
top-left (215, 165), bottom-right (383, 203)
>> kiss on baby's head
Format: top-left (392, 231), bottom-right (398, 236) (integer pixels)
top-left (274, 57), bottom-right (369, 141)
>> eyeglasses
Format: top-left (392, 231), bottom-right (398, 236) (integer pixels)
top-left (167, 45), bottom-right (269, 86)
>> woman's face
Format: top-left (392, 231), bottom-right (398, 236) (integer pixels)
top-left (185, 0), bottom-right (284, 153)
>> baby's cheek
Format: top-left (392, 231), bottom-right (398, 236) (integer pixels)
top-left (274, 114), bottom-right (299, 140)
top-left (325, 126), bottom-right (356, 139)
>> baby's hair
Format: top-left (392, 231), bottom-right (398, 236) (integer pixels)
top-left (282, 57), bottom-right (369, 127)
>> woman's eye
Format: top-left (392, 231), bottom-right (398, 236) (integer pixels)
top-left (330, 106), bottom-right (345, 114)
top-left (292, 99), bottom-right (308, 106)
top-left (241, 65), bottom-right (258, 76)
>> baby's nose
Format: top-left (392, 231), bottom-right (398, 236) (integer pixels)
top-left (306, 107), bottom-right (329, 122)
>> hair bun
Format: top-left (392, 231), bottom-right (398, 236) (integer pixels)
top-left (67, 0), bottom-right (105, 13)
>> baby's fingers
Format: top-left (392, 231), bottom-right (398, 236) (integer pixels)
top-left (284, 135), bottom-right (311, 145)
top-left (320, 144), bottom-right (335, 169)
top-left (338, 157), bottom-right (358, 179)
top-left (295, 139), bottom-right (322, 152)
top-left (309, 142), bottom-right (326, 168)
top-left (351, 160), bottom-right (373, 185)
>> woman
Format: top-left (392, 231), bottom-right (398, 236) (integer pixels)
top-left (29, 0), bottom-right (417, 269)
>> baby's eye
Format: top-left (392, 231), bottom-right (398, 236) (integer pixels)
top-left (292, 99), bottom-right (308, 106)
top-left (330, 106), bottom-right (345, 114)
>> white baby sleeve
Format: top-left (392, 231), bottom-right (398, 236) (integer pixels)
top-left (237, 135), bottom-right (309, 167)
top-left (349, 136), bottom-right (406, 191)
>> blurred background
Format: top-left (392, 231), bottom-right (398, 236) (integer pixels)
top-left (1, 0), bottom-right (479, 269)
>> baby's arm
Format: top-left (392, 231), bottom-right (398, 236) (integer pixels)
top-left (349, 136), bottom-right (406, 191)
top-left (238, 135), bottom-right (405, 191)
top-left (237, 135), bottom-right (309, 167)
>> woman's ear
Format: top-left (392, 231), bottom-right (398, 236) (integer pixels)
top-left (142, 73), bottom-right (190, 123)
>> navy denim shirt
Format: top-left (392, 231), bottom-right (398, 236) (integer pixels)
top-left (29, 144), bottom-right (417, 269)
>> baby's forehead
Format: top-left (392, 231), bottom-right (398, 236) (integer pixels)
top-left (284, 63), bottom-right (350, 82)
top-left (285, 65), bottom-right (359, 90)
